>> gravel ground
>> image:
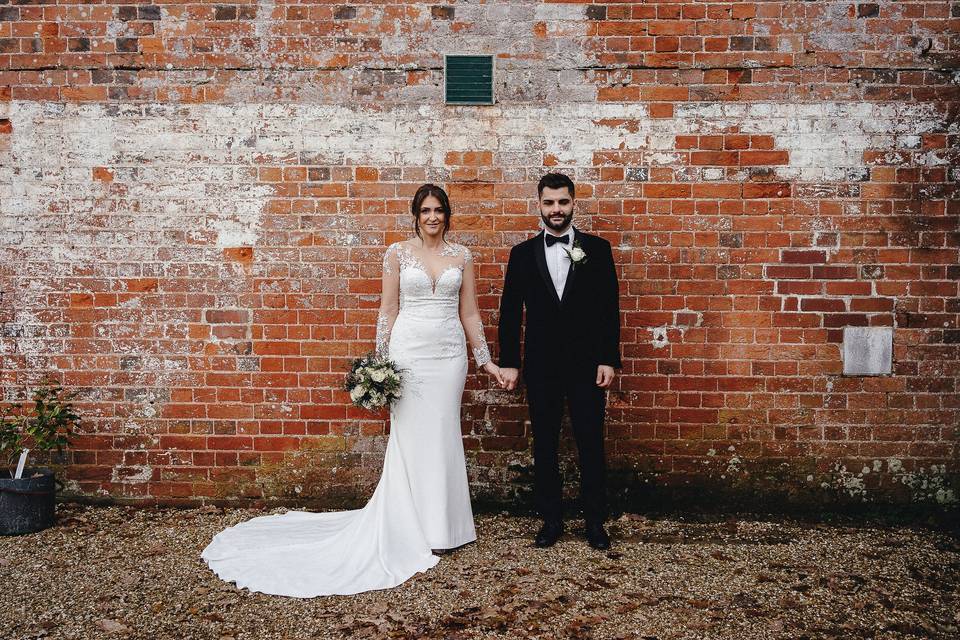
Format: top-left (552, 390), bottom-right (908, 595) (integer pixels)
top-left (1, 504), bottom-right (958, 640)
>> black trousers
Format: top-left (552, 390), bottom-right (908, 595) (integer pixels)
top-left (525, 367), bottom-right (607, 524)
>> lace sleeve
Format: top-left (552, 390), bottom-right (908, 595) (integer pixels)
top-left (469, 321), bottom-right (492, 367)
top-left (458, 247), bottom-right (492, 367)
top-left (376, 243), bottom-right (400, 359)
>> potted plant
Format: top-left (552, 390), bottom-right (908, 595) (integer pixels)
top-left (0, 378), bottom-right (78, 535)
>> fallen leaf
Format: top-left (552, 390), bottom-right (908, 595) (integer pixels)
top-left (118, 574), bottom-right (138, 589)
top-left (96, 619), bottom-right (131, 635)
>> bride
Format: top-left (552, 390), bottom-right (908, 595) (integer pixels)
top-left (201, 184), bottom-right (503, 597)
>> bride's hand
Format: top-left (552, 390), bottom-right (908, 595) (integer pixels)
top-left (482, 362), bottom-right (505, 387)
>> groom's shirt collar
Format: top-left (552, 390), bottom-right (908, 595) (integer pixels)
top-left (543, 226), bottom-right (575, 299)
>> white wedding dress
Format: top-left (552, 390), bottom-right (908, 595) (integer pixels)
top-left (201, 242), bottom-right (480, 597)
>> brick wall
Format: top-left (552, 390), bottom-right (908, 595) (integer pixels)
top-left (1, 1), bottom-right (957, 509)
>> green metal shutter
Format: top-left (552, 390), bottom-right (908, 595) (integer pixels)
top-left (445, 55), bottom-right (494, 105)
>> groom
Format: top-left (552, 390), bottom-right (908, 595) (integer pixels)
top-left (498, 172), bottom-right (621, 550)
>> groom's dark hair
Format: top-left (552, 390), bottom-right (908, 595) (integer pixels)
top-left (537, 172), bottom-right (576, 199)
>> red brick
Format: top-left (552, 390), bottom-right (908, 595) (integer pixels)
top-left (690, 151), bottom-right (739, 166)
top-left (782, 250), bottom-right (827, 264)
top-left (740, 150), bottom-right (789, 165)
top-left (743, 183), bottom-right (791, 198)
top-left (3, 4), bottom-right (952, 510)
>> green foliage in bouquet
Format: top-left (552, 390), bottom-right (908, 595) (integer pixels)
top-left (344, 354), bottom-right (404, 411)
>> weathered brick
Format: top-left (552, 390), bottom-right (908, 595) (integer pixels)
top-left (138, 6), bottom-right (161, 21)
top-left (0, 1), bottom-right (953, 511)
top-left (585, 5), bottom-right (606, 21)
top-left (68, 38), bottom-right (90, 53)
top-left (116, 37), bottom-right (139, 52)
top-left (205, 310), bottom-right (251, 324)
top-left (215, 5), bottom-right (237, 21)
top-left (430, 5), bottom-right (454, 20)
top-left (333, 5), bottom-right (356, 20)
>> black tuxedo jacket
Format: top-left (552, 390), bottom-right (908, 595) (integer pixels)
top-left (498, 229), bottom-right (621, 378)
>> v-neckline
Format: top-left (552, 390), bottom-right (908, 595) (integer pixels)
top-left (402, 242), bottom-right (459, 295)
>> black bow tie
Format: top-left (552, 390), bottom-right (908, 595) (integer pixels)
top-left (545, 234), bottom-right (570, 247)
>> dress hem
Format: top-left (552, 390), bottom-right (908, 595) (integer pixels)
top-left (200, 553), bottom-right (441, 599)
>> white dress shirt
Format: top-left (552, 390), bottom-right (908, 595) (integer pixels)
top-left (544, 226), bottom-right (574, 299)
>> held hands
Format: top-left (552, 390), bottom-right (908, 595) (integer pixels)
top-left (499, 367), bottom-right (519, 391)
top-left (487, 365), bottom-right (610, 390)
top-left (482, 361), bottom-right (506, 388)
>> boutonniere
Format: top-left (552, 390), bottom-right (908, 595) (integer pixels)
top-left (564, 240), bottom-right (588, 269)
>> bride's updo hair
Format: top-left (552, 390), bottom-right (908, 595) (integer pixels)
top-left (411, 183), bottom-right (452, 240)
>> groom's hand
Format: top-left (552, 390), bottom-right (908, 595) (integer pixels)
top-left (500, 367), bottom-right (519, 391)
top-left (596, 365), bottom-right (615, 388)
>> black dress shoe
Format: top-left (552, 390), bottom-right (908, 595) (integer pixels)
top-left (534, 520), bottom-right (564, 548)
top-left (585, 522), bottom-right (611, 550)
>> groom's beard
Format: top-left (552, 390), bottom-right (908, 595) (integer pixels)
top-left (540, 211), bottom-right (573, 233)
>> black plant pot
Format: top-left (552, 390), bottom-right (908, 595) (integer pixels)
top-left (0, 467), bottom-right (57, 535)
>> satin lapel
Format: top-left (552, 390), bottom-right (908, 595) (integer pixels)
top-left (533, 232), bottom-right (562, 307)
top-left (559, 228), bottom-right (579, 305)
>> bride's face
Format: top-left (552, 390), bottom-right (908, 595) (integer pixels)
top-left (418, 195), bottom-right (446, 239)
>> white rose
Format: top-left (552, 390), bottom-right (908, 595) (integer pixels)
top-left (370, 369), bottom-right (387, 383)
top-left (349, 385), bottom-right (366, 402)
top-left (569, 247), bottom-right (586, 262)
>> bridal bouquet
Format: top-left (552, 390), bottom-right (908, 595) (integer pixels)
top-left (344, 354), bottom-right (404, 410)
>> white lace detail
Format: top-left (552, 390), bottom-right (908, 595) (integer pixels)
top-left (375, 312), bottom-right (392, 358)
top-left (385, 241), bottom-right (470, 362)
top-left (382, 243), bottom-right (400, 276)
top-left (394, 242), bottom-right (467, 270)
top-left (470, 320), bottom-right (491, 367)
top-left (393, 242), bottom-right (470, 296)
top-left (382, 241), bottom-right (493, 367)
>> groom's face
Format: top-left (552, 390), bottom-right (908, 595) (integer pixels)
top-left (538, 186), bottom-right (575, 233)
